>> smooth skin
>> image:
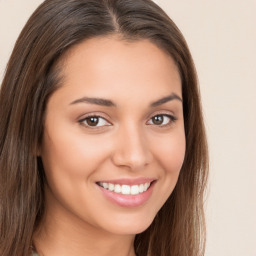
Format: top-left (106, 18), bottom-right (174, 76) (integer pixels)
top-left (34, 37), bottom-right (186, 256)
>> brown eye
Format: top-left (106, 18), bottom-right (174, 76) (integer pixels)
top-left (148, 114), bottom-right (177, 126)
top-left (80, 116), bottom-right (111, 127)
top-left (86, 117), bottom-right (99, 126)
top-left (152, 115), bottom-right (164, 125)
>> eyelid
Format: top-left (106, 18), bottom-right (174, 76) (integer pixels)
top-left (78, 113), bottom-right (112, 128)
top-left (146, 112), bottom-right (177, 126)
top-left (77, 110), bottom-right (177, 129)
top-left (77, 111), bottom-right (112, 122)
top-left (147, 110), bottom-right (177, 120)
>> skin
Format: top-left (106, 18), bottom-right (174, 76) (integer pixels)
top-left (34, 37), bottom-right (186, 256)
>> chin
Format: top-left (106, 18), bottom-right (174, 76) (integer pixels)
top-left (102, 212), bottom-right (156, 236)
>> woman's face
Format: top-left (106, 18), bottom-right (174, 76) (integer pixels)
top-left (40, 37), bottom-right (186, 236)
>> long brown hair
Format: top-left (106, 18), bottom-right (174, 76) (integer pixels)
top-left (0, 0), bottom-right (208, 255)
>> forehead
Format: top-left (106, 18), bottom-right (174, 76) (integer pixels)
top-left (51, 36), bottom-right (182, 106)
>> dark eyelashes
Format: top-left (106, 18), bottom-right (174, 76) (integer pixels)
top-left (78, 113), bottom-right (177, 128)
top-left (78, 115), bottom-right (110, 127)
top-left (167, 114), bottom-right (177, 122)
top-left (148, 114), bottom-right (177, 127)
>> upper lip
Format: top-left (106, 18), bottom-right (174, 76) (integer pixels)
top-left (96, 178), bottom-right (156, 185)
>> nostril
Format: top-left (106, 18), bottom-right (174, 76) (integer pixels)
top-left (111, 128), bottom-right (153, 170)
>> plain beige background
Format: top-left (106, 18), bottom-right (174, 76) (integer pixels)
top-left (0, 0), bottom-right (255, 255)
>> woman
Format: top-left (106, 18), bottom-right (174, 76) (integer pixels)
top-left (0, 0), bottom-right (208, 255)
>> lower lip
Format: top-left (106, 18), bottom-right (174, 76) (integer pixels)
top-left (97, 182), bottom-right (155, 207)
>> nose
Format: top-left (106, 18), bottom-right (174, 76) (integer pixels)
top-left (111, 124), bottom-right (152, 171)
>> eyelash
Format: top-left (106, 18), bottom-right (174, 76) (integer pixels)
top-left (79, 115), bottom-right (111, 128)
top-left (147, 114), bottom-right (177, 127)
top-left (78, 113), bottom-right (177, 129)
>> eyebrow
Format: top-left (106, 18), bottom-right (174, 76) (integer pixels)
top-left (150, 93), bottom-right (183, 107)
top-left (70, 97), bottom-right (116, 107)
top-left (70, 93), bottom-right (182, 107)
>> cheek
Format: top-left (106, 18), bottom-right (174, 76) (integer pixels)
top-left (154, 131), bottom-right (186, 175)
top-left (41, 128), bottom-right (112, 183)
top-left (40, 131), bottom-right (113, 216)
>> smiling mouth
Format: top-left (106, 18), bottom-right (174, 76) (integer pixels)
top-left (96, 181), bottom-right (154, 196)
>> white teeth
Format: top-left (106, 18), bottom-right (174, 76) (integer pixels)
top-left (121, 185), bottom-right (130, 195)
top-left (99, 182), bottom-right (152, 195)
top-left (131, 185), bottom-right (139, 195)
top-left (114, 184), bottom-right (121, 193)
top-left (144, 182), bottom-right (150, 192)
top-left (139, 184), bottom-right (144, 193)
top-left (102, 183), bottom-right (108, 189)
top-left (108, 183), bottom-right (114, 191)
